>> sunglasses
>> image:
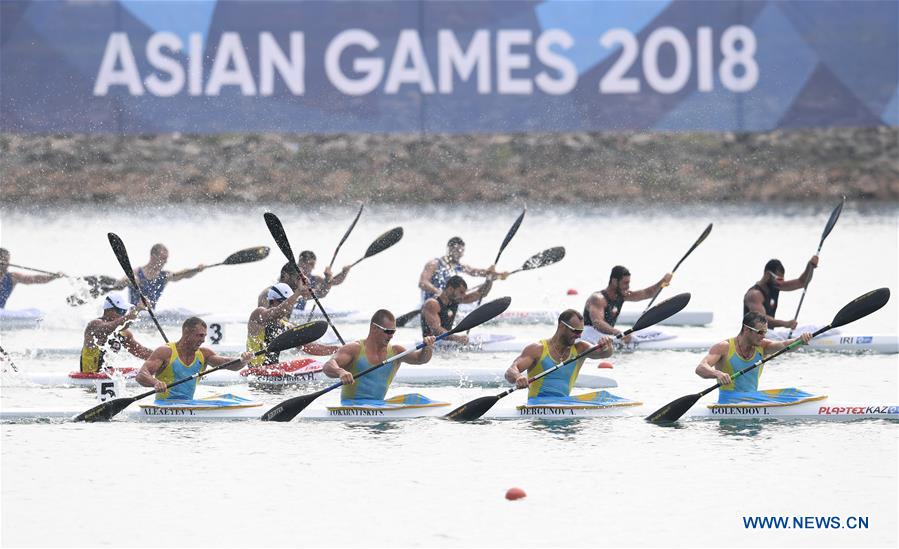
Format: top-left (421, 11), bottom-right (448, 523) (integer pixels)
top-left (743, 324), bottom-right (768, 336)
top-left (372, 321), bottom-right (397, 335)
top-left (560, 319), bottom-right (584, 335)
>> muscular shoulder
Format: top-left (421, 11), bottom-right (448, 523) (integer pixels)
top-left (588, 292), bottom-right (607, 305)
top-left (709, 340), bottom-right (730, 356)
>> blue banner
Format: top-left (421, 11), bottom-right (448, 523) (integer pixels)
top-left (1, 0), bottom-right (896, 133)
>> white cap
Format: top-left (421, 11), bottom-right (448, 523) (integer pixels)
top-left (267, 282), bottom-right (294, 301)
top-left (103, 293), bottom-right (132, 312)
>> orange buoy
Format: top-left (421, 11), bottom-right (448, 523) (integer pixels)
top-left (566, 288), bottom-right (578, 295)
top-left (505, 487), bottom-right (526, 500)
top-left (598, 362), bottom-right (614, 369)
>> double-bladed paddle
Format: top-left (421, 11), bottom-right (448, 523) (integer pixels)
top-left (306, 227), bottom-right (403, 321)
top-left (261, 296), bottom-right (512, 422)
top-left (469, 208), bottom-right (526, 331)
top-left (643, 223), bottom-right (712, 312)
top-left (72, 321), bottom-right (328, 422)
top-left (108, 233), bottom-right (169, 343)
top-left (646, 287), bottom-right (890, 423)
top-left (207, 246), bottom-right (271, 268)
top-left (303, 205), bottom-right (364, 321)
top-left (787, 197), bottom-right (845, 337)
top-left (264, 212), bottom-right (346, 345)
top-left (445, 292), bottom-right (691, 421)
top-left (395, 246), bottom-right (564, 328)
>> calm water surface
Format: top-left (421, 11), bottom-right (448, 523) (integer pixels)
top-left (1, 203), bottom-right (897, 547)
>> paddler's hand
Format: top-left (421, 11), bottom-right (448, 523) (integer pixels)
top-left (514, 374), bottom-right (529, 389)
top-left (323, 266), bottom-right (334, 281)
top-left (599, 336), bottom-right (614, 349)
top-left (340, 265), bottom-right (351, 276)
top-left (661, 272), bottom-right (673, 287)
top-left (338, 369), bottom-right (355, 385)
top-left (55, 272), bottom-right (66, 279)
top-left (714, 371), bottom-right (732, 386)
top-left (452, 334), bottom-right (469, 345)
top-left (785, 319), bottom-right (798, 330)
top-left (809, 255), bottom-right (819, 268)
top-left (152, 379), bottom-right (167, 393)
top-left (615, 330), bottom-right (632, 345)
top-left (797, 332), bottom-right (812, 345)
top-left (239, 351), bottom-right (253, 366)
top-left (422, 336), bottom-right (437, 347)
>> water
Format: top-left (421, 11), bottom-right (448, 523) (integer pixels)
top-left (1, 203), bottom-right (897, 547)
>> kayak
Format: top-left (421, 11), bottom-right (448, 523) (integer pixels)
top-left (460, 307), bottom-right (713, 327)
top-left (687, 398), bottom-right (899, 421)
top-left (0, 308), bottom-right (44, 329)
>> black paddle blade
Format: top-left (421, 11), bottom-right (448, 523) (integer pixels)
top-left (450, 296), bottom-right (511, 334)
top-left (496, 208), bottom-right (526, 264)
top-left (268, 321), bottom-right (329, 353)
top-left (445, 395), bottom-right (500, 421)
top-left (831, 287), bottom-right (890, 329)
top-left (223, 246), bottom-right (270, 265)
top-left (395, 309), bottom-right (420, 328)
top-left (363, 227), bottom-right (403, 259)
top-left (645, 393), bottom-right (701, 423)
top-left (73, 396), bottom-right (136, 423)
top-left (263, 212), bottom-right (297, 266)
top-left (632, 293), bottom-right (691, 332)
top-left (820, 197), bottom-right (845, 244)
top-left (108, 233), bottom-right (138, 287)
top-left (521, 246), bottom-right (565, 271)
top-left (261, 388), bottom-right (328, 422)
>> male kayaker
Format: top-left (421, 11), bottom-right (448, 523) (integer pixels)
top-left (421, 275), bottom-right (493, 345)
top-left (505, 310), bottom-right (613, 404)
top-left (743, 257), bottom-right (818, 329)
top-left (0, 248), bottom-right (65, 309)
top-left (695, 311), bottom-right (813, 404)
top-left (247, 282), bottom-right (304, 366)
top-left (293, 250), bottom-right (352, 312)
top-left (117, 244), bottom-right (206, 308)
top-left (80, 293), bottom-right (152, 373)
top-left (257, 262), bottom-right (303, 307)
top-left (323, 310), bottom-right (436, 404)
top-left (136, 316), bottom-right (252, 400)
top-left (583, 266), bottom-right (672, 344)
top-left (418, 237), bottom-right (508, 302)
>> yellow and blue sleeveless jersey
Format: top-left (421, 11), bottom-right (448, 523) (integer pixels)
top-left (526, 340), bottom-right (586, 403)
top-left (716, 338), bottom-right (763, 401)
top-left (340, 340), bottom-right (398, 404)
top-left (155, 343), bottom-right (206, 401)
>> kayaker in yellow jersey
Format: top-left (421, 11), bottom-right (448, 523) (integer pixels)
top-left (247, 282), bottom-right (305, 366)
top-left (80, 293), bottom-right (152, 373)
top-left (0, 247), bottom-right (65, 309)
top-left (695, 311), bottom-right (812, 404)
top-left (136, 317), bottom-right (253, 400)
top-left (323, 310), bottom-right (436, 403)
top-left (583, 266), bottom-right (671, 345)
top-left (421, 275), bottom-right (493, 345)
top-left (743, 257), bottom-right (818, 330)
top-left (505, 310), bottom-right (613, 404)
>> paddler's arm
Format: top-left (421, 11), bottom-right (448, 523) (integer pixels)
top-left (418, 259), bottom-right (441, 296)
top-left (459, 277), bottom-right (493, 304)
top-left (169, 265), bottom-right (205, 282)
top-left (422, 299), bottom-right (467, 344)
top-left (323, 342), bottom-right (361, 385)
top-left (120, 330), bottom-right (153, 361)
top-left (397, 336), bottom-right (436, 365)
top-left (136, 346), bottom-right (173, 393)
top-left (504, 344), bottom-right (542, 389)
top-left (744, 288), bottom-right (793, 329)
top-left (327, 265), bottom-right (351, 286)
top-left (776, 256), bottom-right (818, 291)
top-left (9, 271), bottom-right (64, 285)
top-left (762, 332), bottom-right (812, 354)
top-left (202, 348), bottom-right (253, 371)
top-left (585, 292), bottom-right (631, 343)
top-left (694, 342), bottom-right (731, 386)
top-left (256, 291), bottom-right (302, 323)
top-left (624, 273), bottom-right (673, 301)
top-left (575, 338), bottom-right (613, 360)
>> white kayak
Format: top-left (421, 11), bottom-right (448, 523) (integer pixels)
top-left (686, 397), bottom-right (899, 421)
top-left (461, 307), bottom-right (713, 327)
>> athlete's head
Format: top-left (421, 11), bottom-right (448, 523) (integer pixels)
top-left (447, 237), bottom-right (465, 261)
top-left (443, 275), bottom-right (468, 302)
top-left (370, 309), bottom-right (396, 343)
top-left (267, 282), bottom-right (293, 306)
top-left (181, 316), bottom-right (208, 349)
top-left (763, 259), bottom-right (785, 286)
top-left (149, 243), bottom-right (169, 268)
top-left (297, 250), bottom-right (316, 274)
top-left (609, 265), bottom-right (631, 292)
top-left (102, 293), bottom-right (131, 317)
top-left (557, 309), bottom-right (585, 346)
top-left (279, 262), bottom-right (300, 288)
top-left (740, 311), bottom-right (768, 340)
